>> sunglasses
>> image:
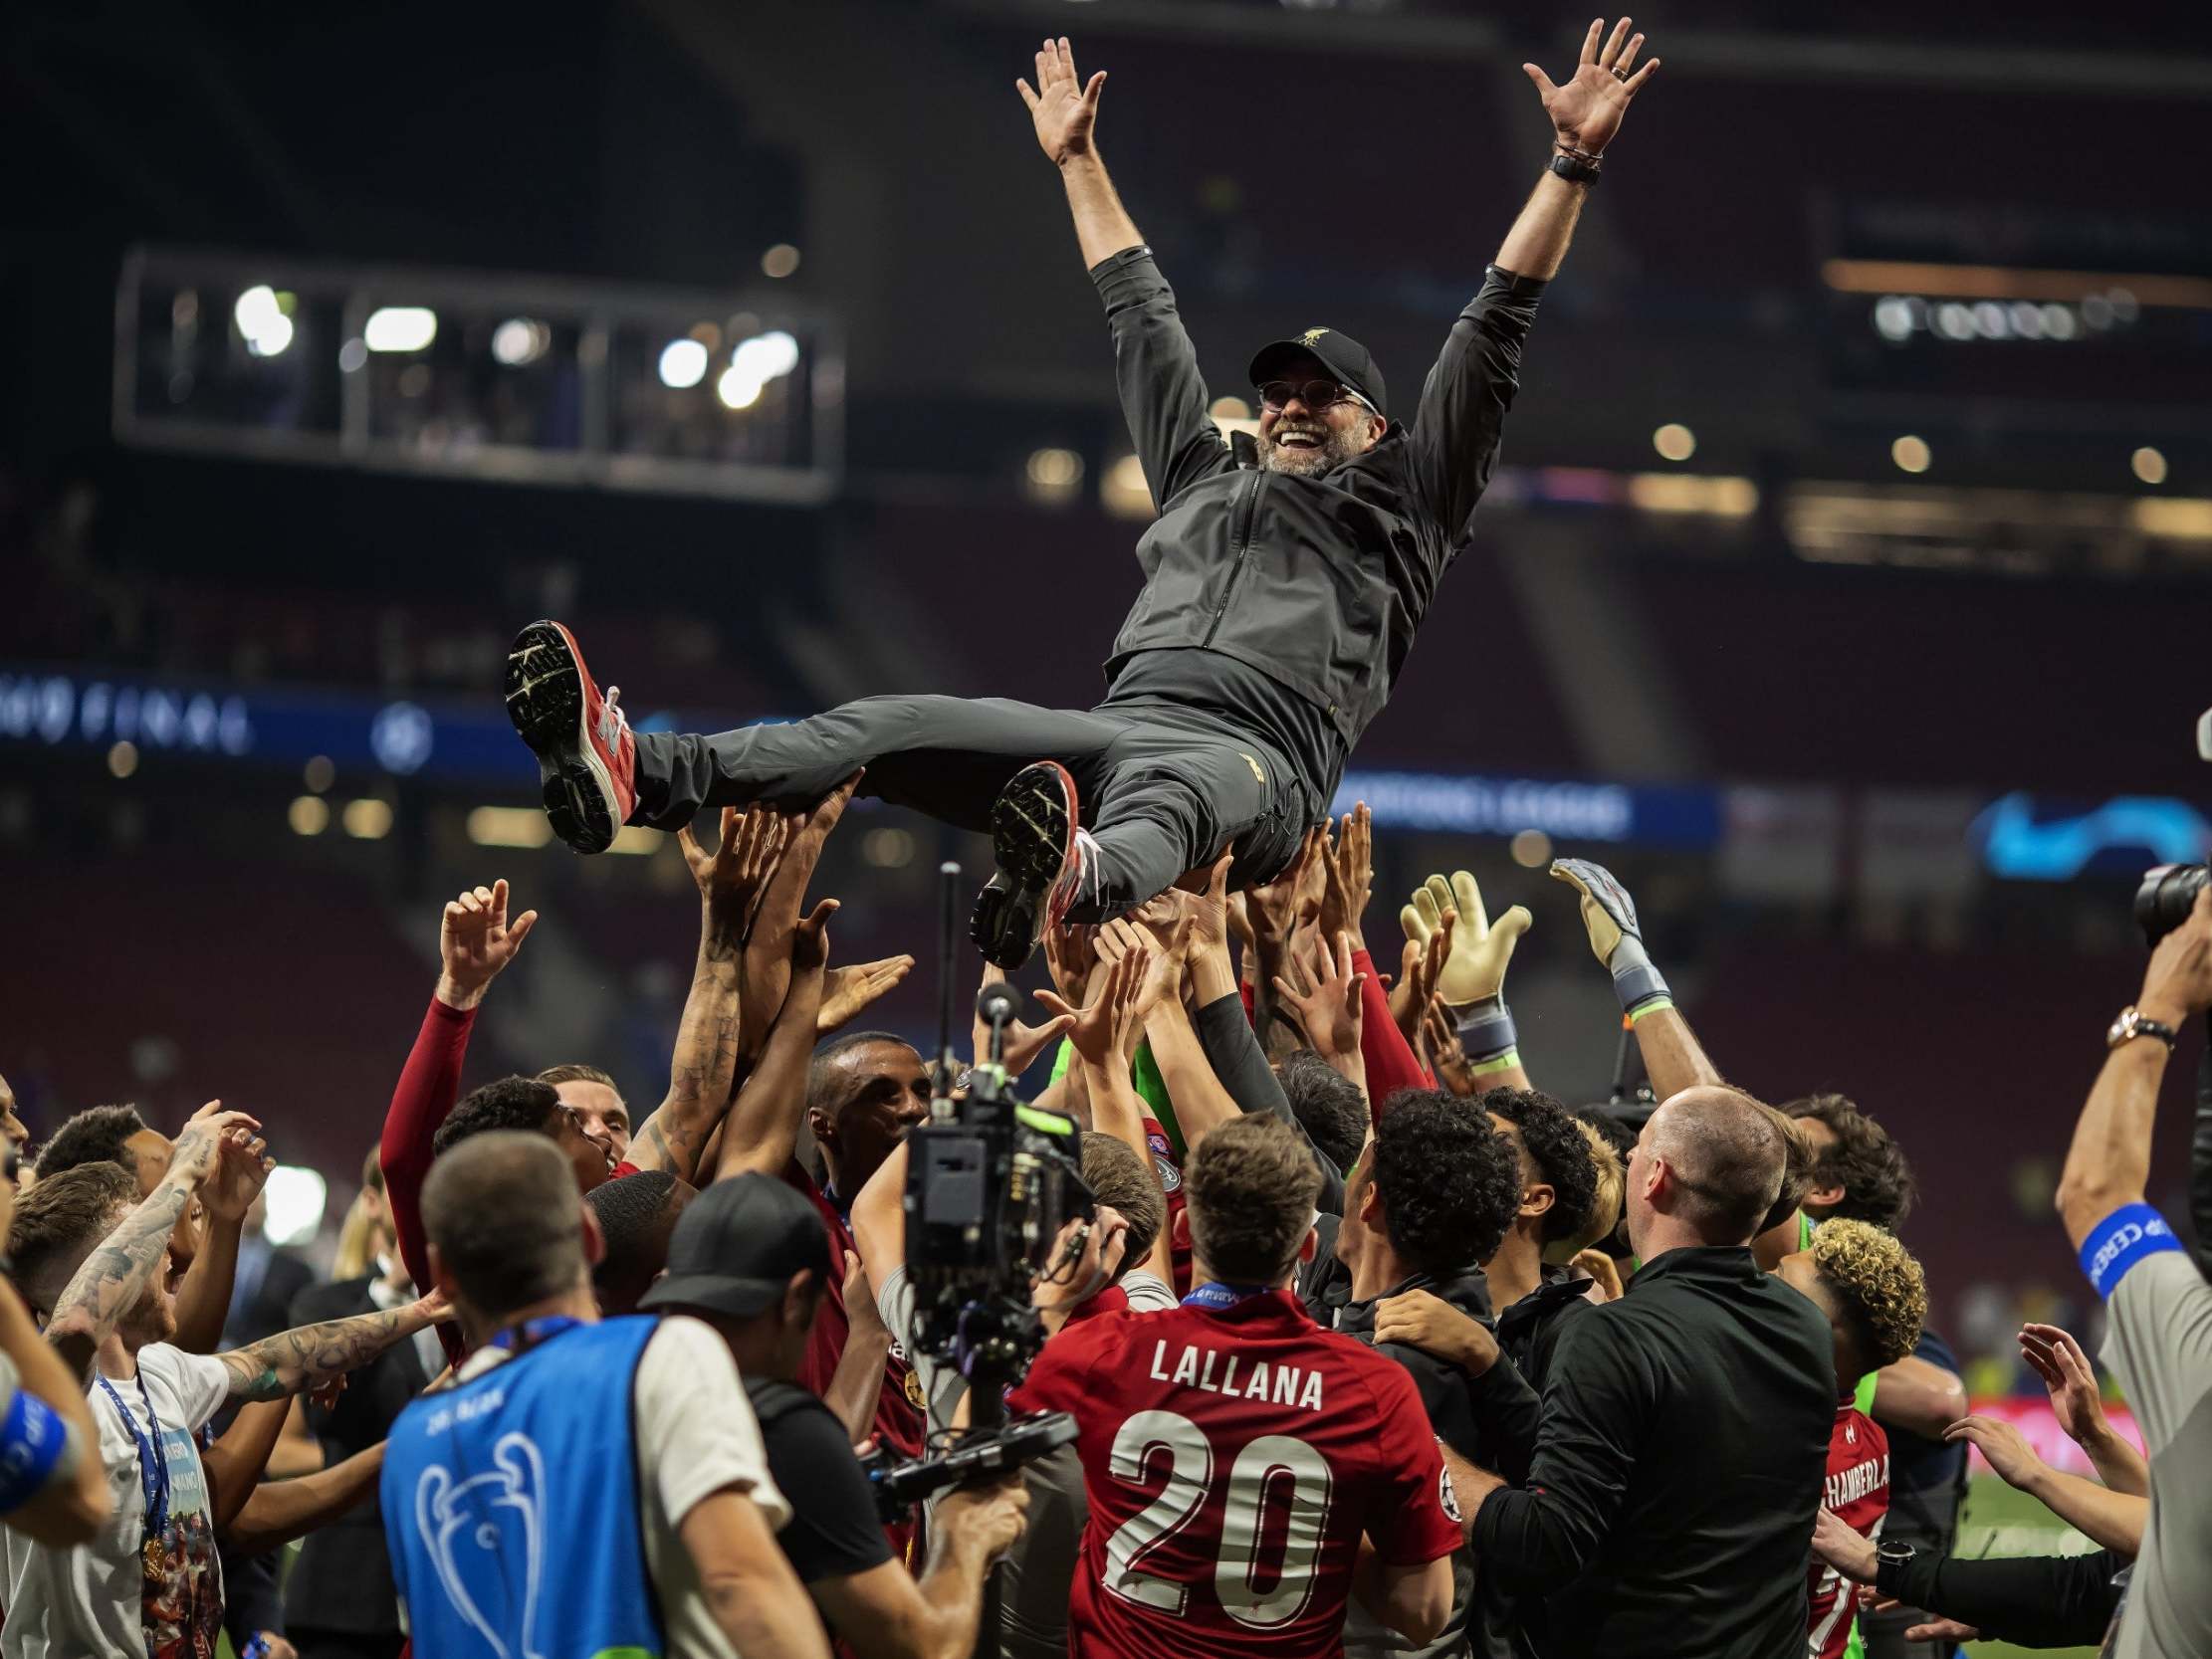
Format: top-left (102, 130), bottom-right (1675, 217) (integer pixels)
top-left (1258, 379), bottom-right (1375, 416)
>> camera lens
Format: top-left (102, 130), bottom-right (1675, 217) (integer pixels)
top-left (2133, 864), bottom-right (2210, 946)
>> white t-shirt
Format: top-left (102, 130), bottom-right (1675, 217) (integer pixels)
top-left (451, 1316), bottom-right (789, 1659)
top-left (2, 1344), bottom-right (230, 1659)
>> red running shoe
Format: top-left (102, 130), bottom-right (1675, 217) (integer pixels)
top-left (970, 760), bottom-right (1095, 971)
top-left (505, 620), bottom-right (637, 854)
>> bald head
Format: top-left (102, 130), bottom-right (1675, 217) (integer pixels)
top-left (423, 1132), bottom-right (594, 1326)
top-left (1630, 1086), bottom-right (1788, 1252)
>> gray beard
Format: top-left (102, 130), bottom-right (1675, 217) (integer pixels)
top-left (1255, 425), bottom-right (1362, 477)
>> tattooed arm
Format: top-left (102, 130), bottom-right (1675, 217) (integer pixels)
top-left (625, 809), bottom-right (771, 1180)
top-left (44, 1104), bottom-right (256, 1383)
top-left (215, 1294), bottom-right (447, 1403)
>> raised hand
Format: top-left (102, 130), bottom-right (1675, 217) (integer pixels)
top-left (973, 963), bottom-right (1076, 1077)
top-left (1523, 17), bottom-right (1659, 157)
top-left (1273, 931), bottom-right (1365, 1068)
top-left (1093, 920), bottom-right (1168, 1059)
top-left (790, 899), bottom-right (837, 980)
top-left (437, 880), bottom-right (540, 1010)
top-left (1037, 946), bottom-right (1145, 1071)
top-left (168, 1102), bottom-right (265, 1190)
top-left (1388, 907), bottom-right (1453, 1049)
top-left (1423, 1002), bottom-right (1477, 1098)
top-left (1319, 805), bottom-right (1375, 952)
top-left (1247, 827), bottom-right (1325, 949)
top-left (2019, 1323), bottom-right (2108, 1445)
top-left (1016, 36), bottom-right (1106, 167)
top-left (1043, 921), bottom-right (1099, 1011)
top-left (2137, 884), bottom-right (2212, 1024)
top-left (1406, 871), bottom-right (1531, 1007)
top-left (1942, 1413), bottom-right (2044, 1491)
top-left (680, 805), bottom-right (790, 948)
top-left (1549, 857), bottom-right (1670, 1014)
top-left (819, 954), bottom-right (917, 1037)
top-left (202, 1125), bottom-right (276, 1224)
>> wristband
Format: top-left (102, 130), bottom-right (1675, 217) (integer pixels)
top-left (0, 1386), bottom-right (78, 1512)
top-left (1468, 1050), bottom-right (1521, 1079)
top-left (2078, 1202), bottom-right (2185, 1300)
top-left (1454, 998), bottom-right (1519, 1066)
top-left (1624, 990), bottom-right (1673, 1023)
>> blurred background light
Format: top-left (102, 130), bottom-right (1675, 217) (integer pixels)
top-left (492, 317), bottom-right (551, 366)
top-left (261, 1165), bottom-right (328, 1247)
top-left (658, 337), bottom-right (710, 389)
top-left (1891, 435), bottom-right (1932, 474)
top-left (1652, 423), bottom-right (1696, 462)
top-left (363, 307), bottom-right (437, 352)
top-left (761, 244), bottom-right (800, 279)
top-left (2131, 446), bottom-right (2168, 486)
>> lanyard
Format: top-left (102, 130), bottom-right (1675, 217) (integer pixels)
top-left (488, 1316), bottom-right (583, 1356)
top-left (96, 1369), bottom-right (171, 1541)
top-left (1182, 1282), bottom-right (1272, 1312)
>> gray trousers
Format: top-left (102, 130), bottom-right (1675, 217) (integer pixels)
top-left (631, 693), bottom-right (1312, 920)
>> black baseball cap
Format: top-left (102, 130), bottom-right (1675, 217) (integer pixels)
top-left (1248, 327), bottom-right (1388, 421)
top-left (637, 1171), bottom-right (831, 1320)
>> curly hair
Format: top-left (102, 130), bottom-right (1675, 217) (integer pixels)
top-left (1552, 1121), bottom-right (1625, 1262)
top-left (34, 1105), bottom-right (147, 1179)
top-left (433, 1076), bottom-right (562, 1158)
top-left (1809, 1217), bottom-right (1927, 1371)
top-left (1367, 1090), bottom-right (1521, 1277)
top-left (1276, 1050), bottom-right (1368, 1177)
top-left (1478, 1088), bottom-right (1600, 1252)
top-left (1784, 1094), bottom-right (1916, 1231)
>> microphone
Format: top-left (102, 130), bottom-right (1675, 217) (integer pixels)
top-left (976, 982), bottom-right (1020, 1029)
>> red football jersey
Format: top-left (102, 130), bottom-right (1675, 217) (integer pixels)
top-left (1808, 1403), bottom-right (1889, 1659)
top-left (1008, 1288), bottom-right (1461, 1659)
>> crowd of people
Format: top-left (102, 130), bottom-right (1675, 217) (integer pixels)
top-left (2, 774), bottom-right (2208, 1658)
top-left (7, 19), bottom-right (2210, 1659)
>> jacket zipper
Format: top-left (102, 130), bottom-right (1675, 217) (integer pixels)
top-left (1202, 470), bottom-right (1264, 647)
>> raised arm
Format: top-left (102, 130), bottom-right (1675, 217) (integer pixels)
top-left (1406, 869), bottom-right (1533, 1094)
top-left (2019, 1322), bottom-right (2149, 1497)
top-left (1020, 37), bottom-right (1230, 511)
top-left (172, 1119), bottom-right (275, 1353)
top-left (736, 777), bottom-right (857, 1083)
top-left (382, 880), bottom-right (537, 1291)
top-left (215, 1291), bottom-right (448, 1403)
top-left (1551, 858), bottom-right (1721, 1101)
top-left (44, 1104), bottom-right (252, 1381)
top-left (1401, 20), bottom-right (1657, 539)
top-left (715, 898), bottom-right (837, 1182)
top-left (627, 807), bottom-right (786, 1182)
top-left (2056, 887), bottom-right (2212, 1247)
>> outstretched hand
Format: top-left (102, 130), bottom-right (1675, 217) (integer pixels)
top-left (438, 880), bottom-right (539, 1010)
top-left (680, 805), bottom-right (790, 949)
top-left (1037, 947), bottom-right (1145, 1071)
top-left (2018, 1323), bottom-right (2109, 1447)
top-left (819, 955), bottom-right (916, 1037)
top-left (1273, 930), bottom-right (1365, 1067)
top-left (1016, 36), bottom-right (1107, 166)
top-left (1319, 806), bottom-right (1374, 952)
top-left (1406, 871), bottom-right (1530, 1007)
top-left (1524, 17), bottom-right (1659, 156)
top-left (974, 963), bottom-right (1076, 1078)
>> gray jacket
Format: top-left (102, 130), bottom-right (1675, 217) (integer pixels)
top-left (1092, 247), bottom-right (1544, 748)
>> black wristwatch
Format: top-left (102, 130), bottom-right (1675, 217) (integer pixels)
top-left (1549, 149), bottom-right (1602, 187)
top-left (1874, 1539), bottom-right (1916, 1595)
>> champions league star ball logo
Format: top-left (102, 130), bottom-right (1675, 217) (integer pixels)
top-left (1147, 1132), bottom-right (1182, 1193)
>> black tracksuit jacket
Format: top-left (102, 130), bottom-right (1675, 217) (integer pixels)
top-left (1089, 246), bottom-right (1544, 784)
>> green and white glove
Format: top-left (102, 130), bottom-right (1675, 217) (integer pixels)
top-left (1548, 857), bottom-right (1672, 1019)
top-left (1403, 870), bottom-right (1531, 1074)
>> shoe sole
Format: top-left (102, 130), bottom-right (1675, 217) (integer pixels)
top-left (971, 762), bottom-right (1079, 970)
top-left (505, 621), bottom-right (619, 854)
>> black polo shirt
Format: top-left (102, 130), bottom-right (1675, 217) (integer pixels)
top-left (1471, 1245), bottom-right (1834, 1659)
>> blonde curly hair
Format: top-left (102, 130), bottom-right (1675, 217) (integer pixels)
top-left (1810, 1217), bottom-right (1927, 1370)
top-left (1545, 1120), bottom-right (1626, 1264)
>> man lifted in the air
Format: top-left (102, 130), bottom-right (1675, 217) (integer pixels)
top-left (507, 22), bottom-right (1659, 969)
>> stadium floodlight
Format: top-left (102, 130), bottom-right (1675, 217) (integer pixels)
top-left (659, 338), bottom-right (710, 389)
top-left (364, 306), bottom-right (438, 352)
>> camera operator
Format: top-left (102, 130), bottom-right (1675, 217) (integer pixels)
top-left (2054, 883), bottom-right (2212, 1659)
top-left (642, 1172), bottom-right (1028, 1659)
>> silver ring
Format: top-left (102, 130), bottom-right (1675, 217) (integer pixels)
top-left (1611, 66), bottom-right (1631, 82)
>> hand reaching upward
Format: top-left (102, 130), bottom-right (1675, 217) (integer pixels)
top-left (437, 880), bottom-right (538, 1010)
top-left (1017, 36), bottom-right (1106, 166)
top-left (1524, 17), bottom-right (1659, 157)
